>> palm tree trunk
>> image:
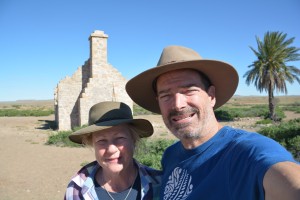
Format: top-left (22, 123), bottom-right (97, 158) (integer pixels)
top-left (268, 84), bottom-right (276, 120)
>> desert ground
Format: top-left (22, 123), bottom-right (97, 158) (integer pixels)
top-left (0, 97), bottom-right (299, 200)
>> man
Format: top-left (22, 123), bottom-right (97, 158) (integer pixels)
top-left (126, 45), bottom-right (300, 200)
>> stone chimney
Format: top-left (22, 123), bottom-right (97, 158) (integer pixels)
top-left (89, 30), bottom-right (109, 78)
top-left (55, 30), bottom-right (132, 130)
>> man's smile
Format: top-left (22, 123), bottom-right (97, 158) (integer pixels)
top-left (172, 113), bottom-right (196, 122)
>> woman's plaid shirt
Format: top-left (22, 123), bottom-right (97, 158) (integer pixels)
top-left (64, 160), bottom-right (162, 200)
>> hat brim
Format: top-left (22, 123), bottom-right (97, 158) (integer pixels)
top-left (126, 59), bottom-right (239, 114)
top-left (69, 118), bottom-right (153, 144)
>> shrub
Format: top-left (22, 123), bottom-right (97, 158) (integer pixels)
top-left (256, 119), bottom-right (273, 125)
top-left (262, 108), bottom-right (285, 121)
top-left (0, 108), bottom-right (54, 117)
top-left (46, 124), bottom-right (88, 147)
top-left (214, 109), bottom-right (234, 121)
top-left (281, 103), bottom-right (300, 113)
top-left (215, 105), bottom-right (268, 121)
top-left (46, 130), bottom-right (82, 147)
top-left (259, 118), bottom-right (300, 161)
top-left (11, 104), bottom-right (22, 109)
top-left (135, 138), bottom-right (176, 169)
top-left (287, 136), bottom-right (300, 161)
top-left (215, 105), bottom-right (285, 121)
top-left (133, 104), bottom-right (156, 115)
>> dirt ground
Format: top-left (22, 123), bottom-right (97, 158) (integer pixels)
top-left (0, 111), bottom-right (299, 200)
top-left (0, 115), bottom-right (95, 200)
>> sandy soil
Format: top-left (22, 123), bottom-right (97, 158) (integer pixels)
top-left (0, 112), bottom-right (299, 200)
top-left (0, 115), bottom-right (95, 200)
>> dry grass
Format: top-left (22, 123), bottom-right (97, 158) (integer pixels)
top-left (0, 100), bottom-right (54, 110)
top-left (1, 96), bottom-right (299, 109)
top-left (226, 95), bottom-right (300, 107)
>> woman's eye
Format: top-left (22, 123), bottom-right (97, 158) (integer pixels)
top-left (116, 137), bottom-right (127, 141)
top-left (113, 137), bottom-right (127, 145)
top-left (96, 139), bottom-right (106, 145)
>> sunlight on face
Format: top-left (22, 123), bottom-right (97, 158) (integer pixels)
top-left (156, 69), bottom-right (216, 141)
top-left (92, 124), bottom-right (135, 173)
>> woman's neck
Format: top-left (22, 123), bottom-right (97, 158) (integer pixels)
top-left (96, 163), bottom-right (137, 192)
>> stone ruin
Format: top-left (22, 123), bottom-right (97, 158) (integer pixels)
top-left (54, 30), bottom-right (132, 130)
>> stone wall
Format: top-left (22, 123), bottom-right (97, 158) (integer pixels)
top-left (54, 30), bottom-right (132, 130)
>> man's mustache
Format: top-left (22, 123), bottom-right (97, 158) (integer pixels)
top-left (168, 107), bottom-right (200, 119)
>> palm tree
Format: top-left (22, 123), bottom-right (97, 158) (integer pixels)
top-left (244, 31), bottom-right (300, 120)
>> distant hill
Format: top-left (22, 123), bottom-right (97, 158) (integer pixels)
top-left (0, 99), bottom-right (54, 109)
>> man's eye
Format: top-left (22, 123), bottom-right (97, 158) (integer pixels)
top-left (159, 94), bottom-right (170, 101)
top-left (185, 89), bottom-right (198, 95)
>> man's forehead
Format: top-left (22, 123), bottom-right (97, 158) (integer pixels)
top-left (157, 71), bottom-right (205, 92)
top-left (157, 69), bottom-right (203, 84)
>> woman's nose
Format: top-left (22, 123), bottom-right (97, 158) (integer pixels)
top-left (106, 143), bottom-right (118, 153)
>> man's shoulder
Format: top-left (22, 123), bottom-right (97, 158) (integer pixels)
top-left (221, 126), bottom-right (265, 142)
top-left (164, 140), bottom-right (181, 151)
top-left (224, 126), bottom-right (293, 160)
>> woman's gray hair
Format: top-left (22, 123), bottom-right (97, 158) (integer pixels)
top-left (81, 133), bottom-right (93, 147)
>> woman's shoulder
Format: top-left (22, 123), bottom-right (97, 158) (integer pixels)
top-left (136, 161), bottom-right (162, 174)
top-left (136, 161), bottom-right (162, 182)
top-left (77, 160), bottom-right (99, 176)
top-left (69, 160), bottom-right (99, 184)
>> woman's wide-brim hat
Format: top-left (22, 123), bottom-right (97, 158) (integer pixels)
top-left (69, 101), bottom-right (153, 144)
top-left (126, 45), bottom-right (239, 113)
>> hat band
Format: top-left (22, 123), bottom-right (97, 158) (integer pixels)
top-left (94, 117), bottom-right (132, 124)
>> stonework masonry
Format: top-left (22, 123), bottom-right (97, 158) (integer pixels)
top-left (54, 30), bottom-right (132, 130)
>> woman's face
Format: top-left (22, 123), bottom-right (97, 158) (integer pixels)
top-left (92, 124), bottom-right (135, 173)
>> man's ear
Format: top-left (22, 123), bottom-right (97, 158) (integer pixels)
top-left (207, 86), bottom-right (216, 107)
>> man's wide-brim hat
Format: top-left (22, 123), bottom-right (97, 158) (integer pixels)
top-left (69, 101), bottom-right (153, 144)
top-left (126, 45), bottom-right (239, 113)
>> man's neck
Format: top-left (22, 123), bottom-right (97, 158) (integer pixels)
top-left (181, 123), bottom-right (223, 149)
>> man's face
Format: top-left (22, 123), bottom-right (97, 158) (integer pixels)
top-left (156, 69), bottom-right (216, 141)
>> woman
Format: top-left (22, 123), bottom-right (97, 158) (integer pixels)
top-left (64, 101), bottom-right (161, 200)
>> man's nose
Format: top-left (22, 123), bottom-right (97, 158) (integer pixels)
top-left (173, 93), bottom-right (187, 111)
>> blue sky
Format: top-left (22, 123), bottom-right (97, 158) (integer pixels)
top-left (1, 0), bottom-right (299, 101)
